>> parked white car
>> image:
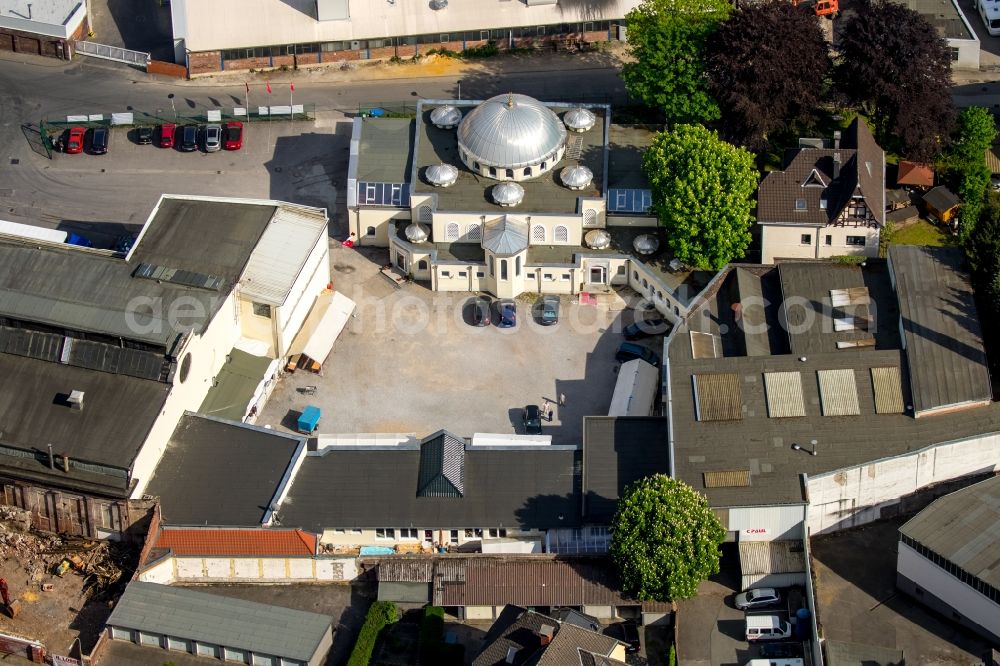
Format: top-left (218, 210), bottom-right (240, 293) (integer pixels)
top-left (735, 587), bottom-right (781, 610)
top-left (204, 124), bottom-right (222, 152)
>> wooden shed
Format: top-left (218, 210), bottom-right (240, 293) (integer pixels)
top-left (922, 186), bottom-right (960, 224)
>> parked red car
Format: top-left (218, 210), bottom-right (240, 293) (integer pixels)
top-left (64, 127), bottom-right (85, 154)
top-left (223, 121), bottom-right (243, 150)
top-left (158, 123), bottom-right (176, 148)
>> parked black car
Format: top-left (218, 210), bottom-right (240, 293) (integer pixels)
top-left (623, 317), bottom-right (672, 340)
top-left (603, 620), bottom-right (640, 653)
top-left (89, 127), bottom-right (109, 154)
top-left (615, 342), bottom-right (661, 367)
top-left (136, 126), bottom-right (153, 145)
top-left (179, 125), bottom-right (198, 152)
top-left (758, 642), bottom-right (803, 658)
top-left (537, 295), bottom-right (560, 325)
top-left (470, 295), bottom-right (492, 326)
top-left (496, 299), bottom-right (517, 328)
top-left (522, 405), bottom-right (542, 434)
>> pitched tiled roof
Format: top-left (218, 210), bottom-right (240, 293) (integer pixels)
top-left (896, 160), bottom-right (934, 187)
top-left (155, 528), bottom-right (317, 557)
top-left (473, 605), bottom-right (623, 666)
top-left (757, 119), bottom-right (884, 226)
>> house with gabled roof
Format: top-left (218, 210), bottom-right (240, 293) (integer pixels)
top-left (757, 119), bottom-right (886, 263)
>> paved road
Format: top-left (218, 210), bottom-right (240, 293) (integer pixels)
top-left (0, 56), bottom-right (626, 231)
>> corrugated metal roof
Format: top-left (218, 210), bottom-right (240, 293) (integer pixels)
top-left (693, 373), bottom-right (743, 421)
top-left (378, 559), bottom-right (434, 582)
top-left (817, 369), bottom-right (860, 416)
top-left (899, 475), bottom-right (1000, 589)
top-left (871, 366), bottom-right (905, 414)
top-left (239, 205), bottom-right (328, 306)
top-left (703, 470), bottom-right (751, 488)
top-left (738, 540), bottom-right (806, 577)
top-left (764, 371), bottom-right (806, 418)
top-left (690, 332), bottom-right (720, 359)
top-left (107, 582), bottom-right (331, 661)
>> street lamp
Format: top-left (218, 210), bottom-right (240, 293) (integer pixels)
top-left (167, 93), bottom-right (176, 120)
top-left (457, 79), bottom-right (462, 100)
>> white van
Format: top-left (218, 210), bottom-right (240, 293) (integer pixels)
top-left (745, 614), bottom-right (792, 641)
top-left (745, 660), bottom-right (804, 666)
top-left (978, 0), bottom-right (1000, 36)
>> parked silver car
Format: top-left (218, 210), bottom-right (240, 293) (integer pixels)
top-left (734, 587), bottom-right (781, 610)
top-left (204, 124), bottom-right (222, 152)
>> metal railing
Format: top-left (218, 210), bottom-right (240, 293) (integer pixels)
top-left (75, 41), bottom-right (151, 67)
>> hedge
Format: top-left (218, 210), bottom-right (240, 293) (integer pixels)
top-left (347, 601), bottom-right (398, 666)
top-left (419, 606), bottom-right (445, 664)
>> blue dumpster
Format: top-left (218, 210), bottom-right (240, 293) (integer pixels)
top-left (297, 405), bottom-right (321, 434)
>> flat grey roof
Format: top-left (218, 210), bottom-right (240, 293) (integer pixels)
top-left (197, 349), bottom-right (273, 421)
top-left (354, 117), bottom-right (414, 183)
top-left (145, 413), bottom-right (303, 526)
top-left (900, 475), bottom-right (1000, 589)
top-left (900, 0), bottom-right (974, 40)
top-left (889, 246), bottom-right (992, 415)
top-left (607, 124), bottom-right (655, 190)
top-left (107, 582), bottom-right (331, 662)
top-left (0, 0), bottom-right (81, 27)
top-left (0, 352), bottom-right (167, 488)
top-left (278, 444), bottom-right (582, 531)
top-left (412, 102), bottom-right (606, 215)
top-left (0, 197), bottom-right (278, 348)
top-left (582, 417), bottom-right (670, 523)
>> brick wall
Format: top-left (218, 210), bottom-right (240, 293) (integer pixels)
top-left (0, 27), bottom-right (68, 58)
top-left (147, 60), bottom-right (187, 78)
top-left (189, 50), bottom-right (221, 75)
top-left (368, 45), bottom-right (395, 59)
top-left (297, 52), bottom-right (320, 65)
top-left (272, 54), bottom-right (295, 68)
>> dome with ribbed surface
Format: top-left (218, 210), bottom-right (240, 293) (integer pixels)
top-left (457, 93), bottom-right (567, 180)
top-left (492, 182), bottom-right (525, 207)
top-left (560, 165), bottom-right (593, 190)
top-left (430, 105), bottom-right (462, 129)
top-left (425, 164), bottom-right (459, 187)
top-left (564, 108), bottom-right (597, 132)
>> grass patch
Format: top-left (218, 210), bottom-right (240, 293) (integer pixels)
top-left (347, 601), bottom-right (398, 666)
top-left (891, 219), bottom-right (956, 247)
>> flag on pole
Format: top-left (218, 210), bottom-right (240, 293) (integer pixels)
top-left (266, 81), bottom-right (272, 94)
top-left (290, 83), bottom-right (295, 92)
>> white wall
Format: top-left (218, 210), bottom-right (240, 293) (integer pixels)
top-left (760, 224), bottom-right (880, 263)
top-left (137, 555), bottom-right (357, 584)
top-left (897, 541), bottom-right (1000, 639)
top-left (129, 292), bottom-right (243, 497)
top-left (808, 432), bottom-right (1000, 534)
top-left (276, 238), bottom-right (332, 357)
top-left (950, 36), bottom-right (980, 70)
top-left (727, 505), bottom-right (806, 541)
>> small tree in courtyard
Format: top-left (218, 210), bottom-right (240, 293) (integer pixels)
top-left (610, 475), bottom-right (726, 601)
top-left (642, 124), bottom-right (758, 270)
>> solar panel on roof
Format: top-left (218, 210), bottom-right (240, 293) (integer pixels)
top-left (607, 188), bottom-right (652, 214)
top-left (356, 182), bottom-right (411, 207)
top-left (692, 373), bottom-right (743, 421)
top-left (764, 371), bottom-right (806, 418)
top-left (871, 366), bottom-right (905, 414)
top-left (134, 263), bottom-right (224, 291)
top-left (817, 369), bottom-right (860, 416)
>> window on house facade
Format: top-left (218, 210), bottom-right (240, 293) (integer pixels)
top-left (366, 226), bottom-right (376, 236)
top-left (399, 528), bottom-right (418, 539)
top-left (846, 235), bottom-right (866, 246)
top-left (441, 270), bottom-right (451, 278)
top-left (252, 302), bottom-right (272, 318)
top-left (501, 259), bottom-right (508, 280)
top-left (376, 528), bottom-right (395, 539)
top-left (418, 204), bottom-right (432, 223)
top-left (561, 273), bottom-right (571, 281)
top-left (949, 47), bottom-right (960, 61)
top-left (795, 198), bottom-right (807, 211)
top-left (554, 225), bottom-right (569, 243)
top-left (532, 225), bottom-right (546, 242)
top-left (449, 530), bottom-right (460, 543)
top-left (458, 271), bottom-right (467, 278)
top-left (418, 260), bottom-right (428, 270)
top-left (476, 271), bottom-right (485, 278)
top-left (487, 528), bottom-right (508, 538)
top-left (467, 223), bottom-right (482, 241)
top-left (801, 234), bottom-right (812, 245)
top-left (825, 235), bottom-right (832, 246)
top-left (515, 256), bottom-right (521, 276)
top-left (445, 222), bottom-right (460, 241)
top-left (524, 167), bottom-right (532, 177)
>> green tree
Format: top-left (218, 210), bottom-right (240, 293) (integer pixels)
top-left (953, 106), bottom-right (997, 166)
top-left (706, 0), bottom-right (831, 151)
top-left (610, 475), bottom-right (726, 601)
top-left (967, 193), bottom-right (1000, 278)
top-left (622, 0), bottom-right (731, 125)
top-left (958, 162), bottom-right (991, 243)
top-left (642, 124), bottom-right (757, 269)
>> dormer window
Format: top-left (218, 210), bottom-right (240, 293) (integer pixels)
top-left (802, 168), bottom-right (827, 188)
top-left (820, 199), bottom-right (828, 210)
top-left (795, 198), bottom-right (807, 211)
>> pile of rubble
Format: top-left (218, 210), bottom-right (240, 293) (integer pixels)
top-left (0, 507), bottom-right (125, 598)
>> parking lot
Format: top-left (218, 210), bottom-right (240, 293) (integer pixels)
top-left (7, 115), bottom-right (350, 248)
top-left (258, 245), bottom-right (661, 443)
top-left (811, 518), bottom-right (993, 665)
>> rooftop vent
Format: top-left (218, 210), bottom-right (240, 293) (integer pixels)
top-left (430, 105), bottom-right (461, 129)
top-left (505, 646), bottom-right (519, 664)
top-left (833, 152), bottom-right (841, 179)
top-left (492, 182), bottom-right (524, 207)
top-left (538, 624), bottom-right (555, 646)
top-left (430, 0), bottom-right (448, 9)
top-left (67, 390), bottom-right (84, 411)
top-left (633, 233), bottom-right (659, 255)
top-left (563, 108), bottom-right (597, 133)
top-left (404, 223), bottom-right (430, 243)
top-left (560, 165), bottom-right (593, 190)
top-left (426, 163), bottom-right (459, 187)
top-left (584, 228), bottom-right (611, 250)
top-left (833, 130), bottom-right (842, 149)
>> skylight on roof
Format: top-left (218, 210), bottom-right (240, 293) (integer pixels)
top-left (795, 198), bottom-right (807, 211)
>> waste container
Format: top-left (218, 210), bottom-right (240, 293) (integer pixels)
top-left (297, 405), bottom-right (321, 434)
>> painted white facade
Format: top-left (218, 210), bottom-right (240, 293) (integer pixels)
top-left (727, 505), bottom-right (807, 542)
top-left (807, 432), bottom-right (1000, 534)
top-left (897, 541), bottom-right (1000, 641)
top-left (319, 527), bottom-right (543, 552)
top-left (138, 554), bottom-right (357, 585)
top-left (759, 224), bottom-right (880, 264)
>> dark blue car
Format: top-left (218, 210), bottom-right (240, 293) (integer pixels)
top-left (497, 299), bottom-right (516, 328)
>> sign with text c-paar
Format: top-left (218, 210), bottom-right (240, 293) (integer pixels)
top-left (742, 527), bottom-right (770, 538)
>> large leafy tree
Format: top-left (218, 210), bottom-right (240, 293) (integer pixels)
top-left (610, 475), bottom-right (726, 601)
top-left (705, 1), bottom-right (831, 152)
top-left (834, 0), bottom-right (954, 161)
top-left (643, 124), bottom-right (758, 269)
top-left (952, 106), bottom-right (998, 166)
top-left (622, 0), bottom-right (731, 125)
top-left (947, 108), bottom-right (997, 241)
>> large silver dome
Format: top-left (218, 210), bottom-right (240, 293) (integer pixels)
top-left (457, 94), bottom-right (567, 176)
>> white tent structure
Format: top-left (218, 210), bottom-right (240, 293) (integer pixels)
top-left (608, 359), bottom-right (658, 417)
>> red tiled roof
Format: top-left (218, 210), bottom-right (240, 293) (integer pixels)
top-left (896, 160), bottom-right (934, 187)
top-left (155, 528), bottom-right (317, 557)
